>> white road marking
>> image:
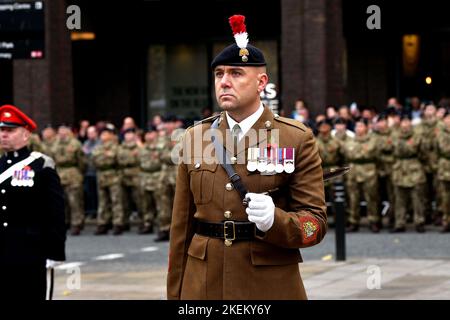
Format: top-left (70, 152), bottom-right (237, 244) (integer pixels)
top-left (140, 246), bottom-right (159, 252)
top-left (55, 262), bottom-right (85, 270)
top-left (93, 253), bottom-right (125, 261)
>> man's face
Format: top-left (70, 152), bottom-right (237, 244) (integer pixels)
top-left (58, 127), bottom-right (71, 140)
top-left (355, 122), bottom-right (367, 136)
top-left (124, 131), bottom-right (136, 143)
top-left (42, 128), bottom-right (56, 141)
top-left (87, 126), bottom-right (97, 140)
top-left (376, 119), bottom-right (387, 132)
top-left (401, 119), bottom-right (412, 131)
top-left (100, 131), bottom-right (113, 143)
top-left (0, 127), bottom-right (30, 151)
top-left (424, 105), bottom-right (436, 119)
top-left (335, 123), bottom-right (346, 133)
top-left (123, 117), bottom-right (135, 129)
top-left (214, 66), bottom-right (267, 112)
top-left (318, 124), bottom-right (331, 135)
top-left (144, 131), bottom-right (157, 143)
top-left (443, 115), bottom-right (450, 127)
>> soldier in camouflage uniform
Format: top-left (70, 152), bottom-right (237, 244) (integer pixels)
top-left (416, 104), bottom-right (440, 224)
top-left (138, 129), bottom-right (163, 234)
top-left (155, 122), bottom-right (181, 241)
top-left (117, 128), bottom-right (142, 231)
top-left (436, 110), bottom-right (450, 232)
top-left (41, 126), bottom-right (57, 156)
top-left (391, 114), bottom-right (426, 233)
top-left (52, 125), bottom-right (85, 235)
top-left (92, 124), bottom-right (125, 235)
top-left (341, 119), bottom-right (380, 232)
top-left (374, 114), bottom-right (396, 227)
top-left (28, 132), bottom-right (43, 152)
top-left (316, 119), bottom-right (342, 220)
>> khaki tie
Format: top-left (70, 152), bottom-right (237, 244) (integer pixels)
top-left (231, 124), bottom-right (241, 155)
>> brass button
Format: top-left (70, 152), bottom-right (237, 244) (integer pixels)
top-left (194, 163), bottom-right (201, 169)
top-left (265, 121), bottom-right (272, 129)
top-left (230, 156), bottom-right (237, 164)
top-left (224, 239), bottom-right (233, 247)
top-left (225, 183), bottom-right (234, 191)
top-left (224, 211), bottom-right (232, 219)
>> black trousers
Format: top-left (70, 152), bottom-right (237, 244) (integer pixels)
top-left (0, 265), bottom-right (47, 300)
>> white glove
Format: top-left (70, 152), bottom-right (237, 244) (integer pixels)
top-left (245, 193), bottom-right (275, 232)
top-left (46, 259), bottom-right (63, 269)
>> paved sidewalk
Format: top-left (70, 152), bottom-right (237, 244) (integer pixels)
top-left (53, 258), bottom-right (450, 300)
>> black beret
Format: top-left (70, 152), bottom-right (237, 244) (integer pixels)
top-left (400, 112), bottom-right (412, 121)
top-left (123, 127), bottom-right (136, 134)
top-left (211, 43), bottom-right (266, 69)
top-left (355, 117), bottom-right (369, 126)
top-left (100, 123), bottom-right (116, 134)
top-left (317, 119), bottom-right (333, 128)
top-left (376, 113), bottom-right (388, 122)
top-left (333, 117), bottom-right (347, 125)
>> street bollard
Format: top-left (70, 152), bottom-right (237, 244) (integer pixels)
top-left (333, 180), bottom-right (346, 261)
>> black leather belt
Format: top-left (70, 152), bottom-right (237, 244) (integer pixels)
top-left (195, 220), bottom-right (265, 241)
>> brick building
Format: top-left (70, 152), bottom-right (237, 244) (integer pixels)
top-left (1, 0), bottom-right (449, 129)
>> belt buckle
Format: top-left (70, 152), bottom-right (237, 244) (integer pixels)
top-left (223, 221), bottom-right (236, 246)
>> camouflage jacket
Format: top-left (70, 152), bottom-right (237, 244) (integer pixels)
top-left (341, 134), bottom-right (378, 183)
top-left (316, 134), bottom-right (342, 168)
top-left (417, 119), bottom-right (439, 173)
top-left (117, 142), bottom-right (141, 186)
top-left (139, 141), bottom-right (163, 191)
top-left (436, 125), bottom-right (450, 182)
top-left (374, 129), bottom-right (395, 177)
top-left (92, 141), bottom-right (121, 187)
top-left (52, 137), bottom-right (85, 186)
top-left (392, 129), bottom-right (426, 187)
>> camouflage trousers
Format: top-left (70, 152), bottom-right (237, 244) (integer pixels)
top-left (97, 183), bottom-right (125, 227)
top-left (156, 172), bottom-right (175, 232)
top-left (122, 184), bottom-right (142, 225)
top-left (157, 183), bottom-right (174, 232)
top-left (379, 174), bottom-right (395, 221)
top-left (394, 184), bottom-right (426, 228)
top-left (347, 177), bottom-right (379, 225)
top-left (141, 189), bottom-right (159, 228)
top-left (63, 184), bottom-right (84, 227)
top-left (440, 181), bottom-right (450, 225)
top-left (423, 172), bottom-right (439, 217)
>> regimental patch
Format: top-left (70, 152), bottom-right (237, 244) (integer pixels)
top-left (298, 216), bottom-right (320, 244)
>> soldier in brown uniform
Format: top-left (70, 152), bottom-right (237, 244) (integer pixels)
top-left (341, 118), bottom-right (380, 232)
top-left (167, 15), bottom-right (326, 300)
top-left (435, 110), bottom-right (450, 232)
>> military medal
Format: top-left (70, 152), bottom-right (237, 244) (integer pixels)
top-left (11, 166), bottom-right (35, 187)
top-left (265, 145), bottom-right (276, 173)
top-left (284, 148), bottom-right (295, 174)
top-left (274, 147), bottom-right (283, 173)
top-left (246, 148), bottom-right (258, 172)
top-left (257, 147), bottom-right (267, 172)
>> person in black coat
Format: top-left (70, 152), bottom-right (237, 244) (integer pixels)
top-left (0, 104), bottom-right (66, 300)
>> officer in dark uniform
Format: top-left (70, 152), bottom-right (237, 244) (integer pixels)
top-left (0, 104), bottom-right (66, 300)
